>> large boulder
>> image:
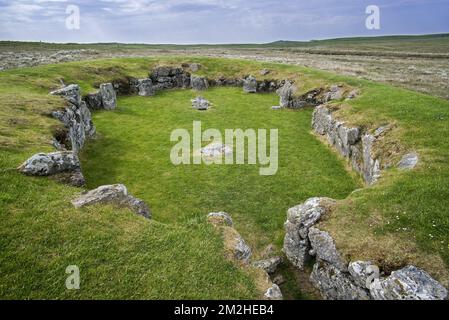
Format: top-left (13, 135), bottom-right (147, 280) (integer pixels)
top-left (137, 78), bottom-right (155, 96)
top-left (191, 75), bottom-right (208, 91)
top-left (18, 151), bottom-right (80, 176)
top-left (18, 151), bottom-right (85, 186)
top-left (370, 266), bottom-right (448, 300)
top-left (71, 184), bottom-right (151, 219)
top-left (99, 83), bottom-right (117, 110)
top-left (243, 75), bottom-right (257, 93)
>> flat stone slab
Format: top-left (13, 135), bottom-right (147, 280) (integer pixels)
top-left (201, 142), bottom-right (232, 158)
top-left (398, 152), bottom-right (419, 170)
top-left (191, 96), bottom-right (210, 110)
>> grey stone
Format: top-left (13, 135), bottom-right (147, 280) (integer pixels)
top-left (18, 151), bottom-right (81, 176)
top-left (264, 284), bottom-right (283, 300)
top-left (397, 153), bottom-right (419, 170)
top-left (71, 184), bottom-right (151, 219)
top-left (84, 92), bottom-right (103, 110)
top-left (191, 75), bottom-right (208, 91)
top-left (271, 106), bottom-right (282, 110)
top-left (252, 256), bottom-right (283, 274)
top-left (137, 78), bottom-right (155, 96)
top-left (362, 134), bottom-right (381, 184)
top-left (260, 69), bottom-right (270, 76)
top-left (324, 85), bottom-right (344, 102)
top-left (207, 212), bottom-right (233, 226)
top-left (99, 83), bottom-right (117, 110)
top-left (50, 84), bottom-right (81, 105)
top-left (191, 96), bottom-right (209, 110)
top-left (370, 266), bottom-right (448, 300)
top-left (348, 261), bottom-right (376, 289)
top-left (276, 81), bottom-right (294, 107)
top-left (234, 236), bottom-right (252, 263)
top-left (308, 227), bottom-right (347, 271)
top-left (243, 75), bottom-right (257, 93)
top-left (189, 63), bottom-right (201, 72)
top-left (310, 261), bottom-right (371, 300)
top-left (283, 198), bottom-right (335, 269)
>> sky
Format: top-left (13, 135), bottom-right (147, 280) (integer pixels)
top-left (0, 0), bottom-right (448, 44)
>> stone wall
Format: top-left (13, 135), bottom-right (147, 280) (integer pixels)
top-left (283, 198), bottom-right (448, 300)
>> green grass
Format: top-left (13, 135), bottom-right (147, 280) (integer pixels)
top-left (1, 56), bottom-right (449, 298)
top-left (81, 88), bottom-right (360, 251)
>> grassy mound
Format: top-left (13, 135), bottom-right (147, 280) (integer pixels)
top-left (1, 56), bottom-right (448, 298)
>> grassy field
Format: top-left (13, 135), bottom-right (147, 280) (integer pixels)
top-left (1, 56), bottom-right (449, 298)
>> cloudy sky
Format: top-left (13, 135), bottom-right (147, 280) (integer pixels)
top-left (0, 0), bottom-right (448, 43)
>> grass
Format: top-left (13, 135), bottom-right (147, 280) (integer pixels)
top-left (1, 56), bottom-right (449, 298)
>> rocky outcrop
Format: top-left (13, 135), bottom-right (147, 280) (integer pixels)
top-left (18, 151), bottom-right (85, 186)
top-left (51, 84), bottom-right (95, 153)
top-left (283, 197), bottom-right (335, 269)
top-left (243, 76), bottom-right (257, 93)
top-left (150, 66), bottom-right (191, 90)
top-left (137, 78), bottom-right (155, 96)
top-left (283, 197), bottom-right (448, 300)
top-left (191, 76), bottom-right (208, 91)
top-left (84, 92), bottom-right (103, 110)
top-left (191, 96), bottom-right (210, 110)
top-left (71, 184), bottom-right (151, 219)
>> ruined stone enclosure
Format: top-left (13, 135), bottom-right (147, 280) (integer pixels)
top-left (14, 60), bottom-right (448, 300)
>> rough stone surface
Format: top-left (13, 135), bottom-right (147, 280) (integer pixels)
top-left (137, 78), bottom-right (155, 96)
top-left (370, 266), bottom-right (448, 300)
top-left (18, 151), bottom-right (85, 187)
top-left (84, 92), bottom-right (103, 110)
top-left (234, 236), bottom-right (252, 263)
top-left (71, 184), bottom-right (151, 219)
top-left (201, 142), bottom-right (232, 158)
top-left (99, 83), bottom-right (117, 110)
top-left (18, 151), bottom-right (81, 176)
top-left (310, 261), bottom-right (371, 300)
top-left (191, 96), bottom-right (210, 110)
top-left (51, 84), bottom-right (95, 153)
top-left (283, 197), bottom-right (335, 269)
top-left (252, 257), bottom-right (283, 274)
top-left (348, 261), bottom-right (376, 289)
top-left (312, 104), bottom-right (381, 185)
top-left (191, 75), bottom-right (209, 91)
top-left (277, 81), bottom-right (294, 107)
top-left (150, 66), bottom-right (190, 90)
top-left (324, 85), bottom-right (345, 102)
top-left (243, 75), bottom-right (257, 93)
top-left (207, 212), bottom-right (233, 226)
top-left (264, 284), bottom-right (283, 300)
top-left (308, 227), bottom-right (347, 271)
top-left (397, 152), bottom-right (419, 170)
top-left (260, 69), bottom-right (270, 76)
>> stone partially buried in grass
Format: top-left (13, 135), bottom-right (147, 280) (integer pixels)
top-left (200, 142), bottom-right (232, 158)
top-left (72, 184), bottom-right (151, 219)
top-left (191, 96), bottom-right (210, 110)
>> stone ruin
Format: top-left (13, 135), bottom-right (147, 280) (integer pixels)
top-left (16, 62), bottom-right (437, 300)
